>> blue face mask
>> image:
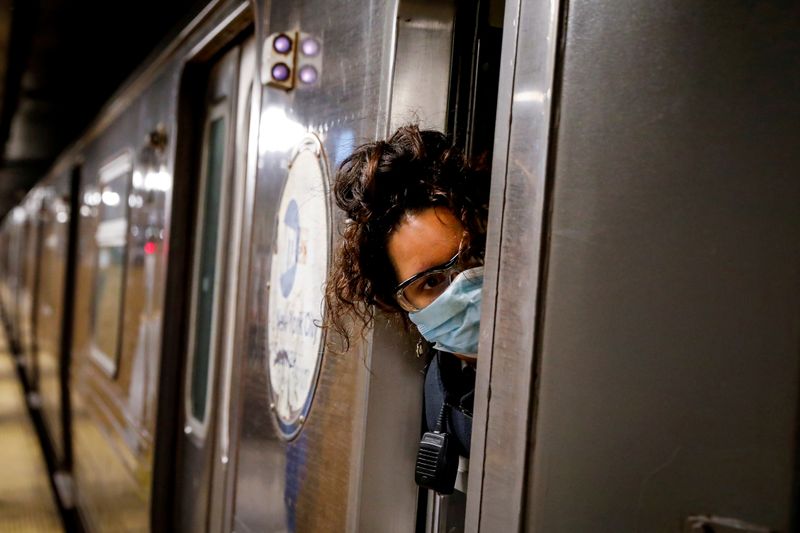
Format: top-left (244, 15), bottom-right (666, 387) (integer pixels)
top-left (408, 267), bottom-right (483, 356)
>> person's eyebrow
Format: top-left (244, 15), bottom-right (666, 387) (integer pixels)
top-left (405, 252), bottom-right (459, 283)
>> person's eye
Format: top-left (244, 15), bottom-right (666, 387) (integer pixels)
top-left (421, 273), bottom-right (448, 291)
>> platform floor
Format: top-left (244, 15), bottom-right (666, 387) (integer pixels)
top-left (0, 330), bottom-right (64, 532)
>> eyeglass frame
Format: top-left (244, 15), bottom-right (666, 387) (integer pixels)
top-left (393, 252), bottom-right (462, 312)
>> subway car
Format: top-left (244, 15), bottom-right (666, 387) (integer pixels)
top-left (0, 0), bottom-right (798, 531)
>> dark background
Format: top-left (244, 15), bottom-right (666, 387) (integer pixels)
top-left (0, 0), bottom-right (204, 218)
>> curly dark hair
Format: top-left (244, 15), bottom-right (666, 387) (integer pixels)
top-left (325, 124), bottom-right (490, 348)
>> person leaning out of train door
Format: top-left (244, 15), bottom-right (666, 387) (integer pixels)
top-left (326, 125), bottom-right (488, 494)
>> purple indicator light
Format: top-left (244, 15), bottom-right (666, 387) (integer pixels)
top-left (300, 37), bottom-right (320, 57)
top-left (271, 63), bottom-right (291, 82)
top-left (298, 65), bottom-right (318, 85)
top-left (273, 34), bottom-right (292, 54)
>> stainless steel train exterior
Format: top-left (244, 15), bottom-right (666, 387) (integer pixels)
top-left (0, 0), bottom-right (798, 532)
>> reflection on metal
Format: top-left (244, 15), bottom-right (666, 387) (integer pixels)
top-left (513, 90), bottom-right (547, 103)
top-left (357, 318), bottom-right (426, 532)
top-left (98, 152), bottom-right (133, 185)
top-left (12, 206), bottom-right (26, 223)
top-left (52, 471), bottom-right (75, 509)
top-left (426, 490), bottom-right (466, 533)
top-left (454, 456), bottom-right (468, 493)
top-left (390, 0), bottom-right (455, 131)
top-left (26, 391), bottom-right (41, 408)
top-left (685, 516), bottom-right (775, 533)
top-left (258, 106), bottom-right (306, 154)
top-left (429, 492), bottom-right (444, 533)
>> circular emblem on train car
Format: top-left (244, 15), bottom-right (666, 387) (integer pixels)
top-left (267, 133), bottom-right (331, 440)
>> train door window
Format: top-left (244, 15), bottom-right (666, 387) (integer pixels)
top-left (90, 152), bottom-right (133, 376)
top-left (184, 102), bottom-right (229, 437)
top-left (168, 41), bottom-right (244, 532)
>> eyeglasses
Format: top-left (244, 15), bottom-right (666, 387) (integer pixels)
top-left (394, 252), bottom-right (463, 312)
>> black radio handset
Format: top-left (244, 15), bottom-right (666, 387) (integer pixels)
top-left (414, 400), bottom-right (459, 494)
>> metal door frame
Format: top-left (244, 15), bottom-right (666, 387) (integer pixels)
top-left (151, 4), bottom-right (254, 530)
top-left (177, 42), bottom-right (241, 531)
top-left (356, 2), bottom-right (459, 532)
top-left (465, 0), bottom-right (564, 530)
top-left (207, 31), bottom-right (259, 533)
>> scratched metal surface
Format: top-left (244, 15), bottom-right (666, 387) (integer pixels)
top-left (526, 1), bottom-right (800, 530)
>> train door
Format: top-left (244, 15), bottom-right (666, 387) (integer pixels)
top-left (467, 0), bottom-right (800, 531)
top-left (16, 210), bottom-right (32, 360)
top-left (35, 182), bottom-right (72, 470)
top-left (3, 208), bottom-right (24, 348)
top-left (173, 33), bottom-right (255, 532)
top-left (20, 195), bottom-right (44, 392)
top-left (10, 210), bottom-right (25, 348)
top-left (0, 228), bottom-right (5, 316)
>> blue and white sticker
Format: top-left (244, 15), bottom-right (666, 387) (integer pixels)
top-left (267, 133), bottom-right (330, 439)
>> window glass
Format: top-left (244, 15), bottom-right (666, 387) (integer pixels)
top-left (189, 116), bottom-right (226, 424)
top-left (92, 246), bottom-right (126, 361)
top-left (99, 178), bottom-right (127, 220)
top-left (90, 153), bottom-right (132, 375)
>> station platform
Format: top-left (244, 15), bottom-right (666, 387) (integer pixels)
top-left (0, 330), bottom-right (64, 532)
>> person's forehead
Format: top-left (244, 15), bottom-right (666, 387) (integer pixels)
top-left (388, 207), bottom-right (463, 281)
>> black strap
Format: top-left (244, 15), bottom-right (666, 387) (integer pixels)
top-left (424, 351), bottom-right (474, 457)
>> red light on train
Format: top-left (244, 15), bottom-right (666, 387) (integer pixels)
top-left (144, 242), bottom-right (157, 255)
